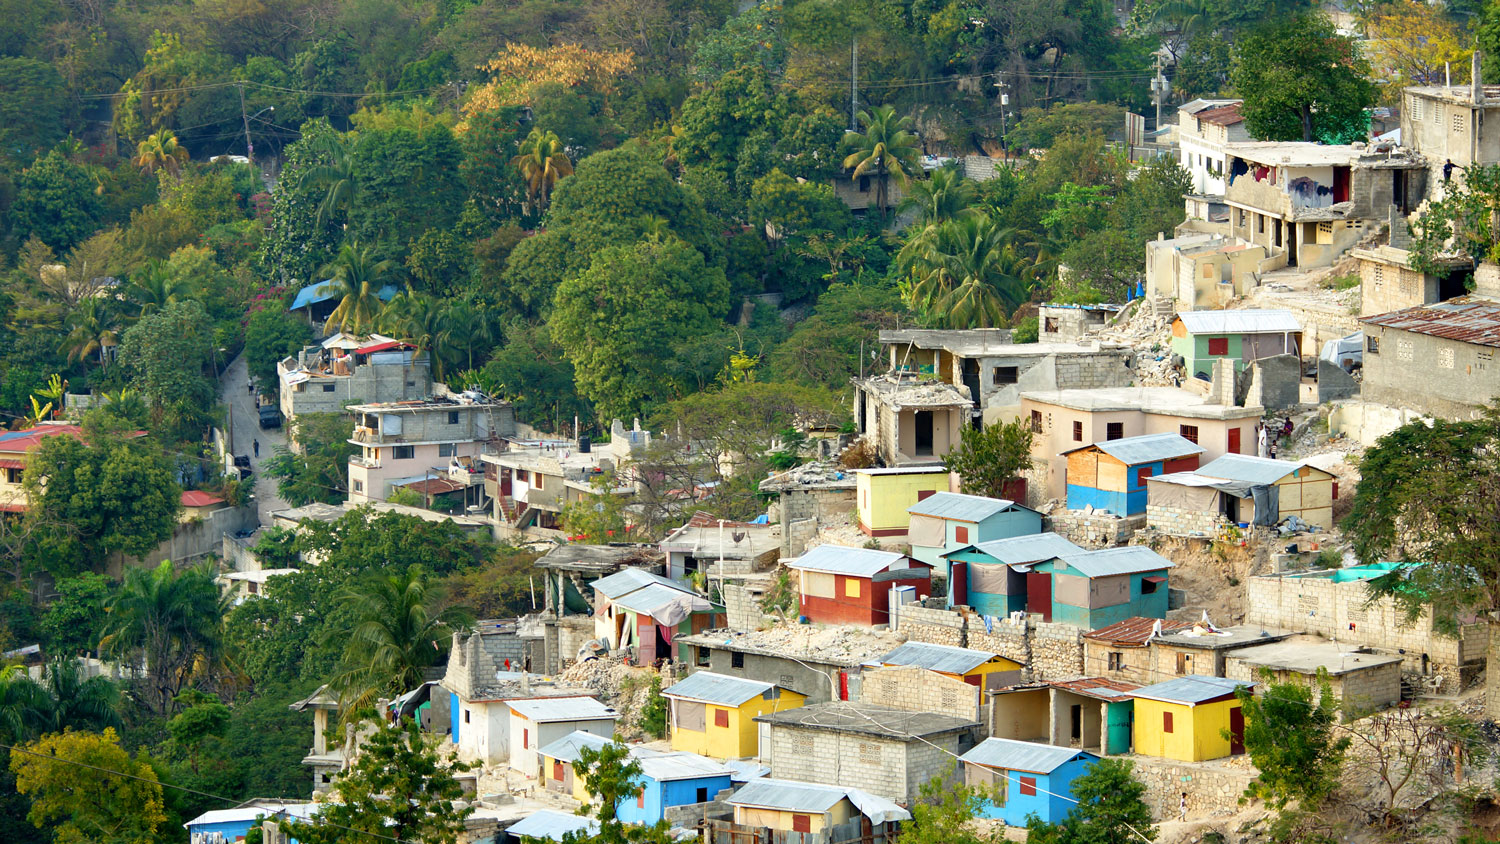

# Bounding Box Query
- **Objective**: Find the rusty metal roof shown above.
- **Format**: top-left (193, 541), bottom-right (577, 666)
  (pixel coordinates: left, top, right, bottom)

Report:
top-left (1196, 103), bottom-right (1243, 126)
top-left (1048, 677), bottom-right (1143, 699)
top-left (1084, 617), bottom-right (1195, 646)
top-left (1361, 297), bottom-right (1500, 348)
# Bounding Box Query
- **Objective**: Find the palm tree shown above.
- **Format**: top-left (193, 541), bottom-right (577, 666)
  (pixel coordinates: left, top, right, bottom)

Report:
top-left (98, 560), bottom-right (226, 717)
top-left (125, 261), bottom-right (196, 319)
top-left (37, 660), bottom-right (122, 734)
top-left (842, 105), bottom-right (922, 218)
top-left (320, 243), bottom-right (395, 335)
top-left (901, 165), bottom-right (978, 226)
top-left (510, 128), bottom-right (574, 216)
top-left (380, 292), bottom-right (449, 379)
top-left (60, 298), bottom-right (121, 369)
top-left (327, 566), bottom-right (472, 716)
top-left (134, 129), bottom-right (189, 179)
top-left (298, 134), bottom-right (357, 230)
top-left (898, 214), bottom-right (1038, 328)
top-left (439, 300), bottom-right (499, 374)
top-left (0, 666), bottom-right (52, 743)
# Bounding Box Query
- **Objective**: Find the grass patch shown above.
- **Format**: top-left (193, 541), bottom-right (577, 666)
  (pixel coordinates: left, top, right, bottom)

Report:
top-left (1320, 273), bottom-right (1360, 291)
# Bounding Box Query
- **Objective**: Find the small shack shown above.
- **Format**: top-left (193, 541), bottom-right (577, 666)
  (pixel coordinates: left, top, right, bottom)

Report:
top-left (1083, 617), bottom-right (1196, 684)
top-left (1196, 454), bottom-right (1338, 529)
top-left (662, 671), bottom-right (806, 760)
top-left (1170, 309), bottom-right (1303, 378)
top-left (960, 738), bottom-right (1100, 827)
top-left (785, 545), bottom-right (932, 626)
top-left (940, 532), bottom-right (1082, 615)
top-left (620, 750), bottom-right (736, 825)
top-left (1130, 675), bottom-right (1248, 762)
top-left (537, 730), bottom-right (609, 800)
top-left (1026, 546), bottom-right (1176, 628)
top-left (590, 568), bottom-right (723, 663)
top-left (503, 810), bottom-right (600, 843)
top-left (1062, 433), bottom-right (1205, 515)
top-left (905, 492), bottom-right (1042, 570)
top-left (854, 466), bottom-right (950, 537)
top-left (1224, 638), bottom-right (1402, 717)
top-left (724, 777), bottom-right (910, 838)
top-left (878, 641), bottom-right (1021, 688)
top-left (505, 696), bottom-right (619, 775)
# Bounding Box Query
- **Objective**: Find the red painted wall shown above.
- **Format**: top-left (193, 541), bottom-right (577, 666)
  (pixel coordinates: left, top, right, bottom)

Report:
top-left (798, 569), bottom-right (932, 625)
top-left (1163, 455), bottom-right (1202, 474)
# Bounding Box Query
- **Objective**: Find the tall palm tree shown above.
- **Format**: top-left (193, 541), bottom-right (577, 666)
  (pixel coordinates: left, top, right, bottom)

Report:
top-left (134, 129), bottom-right (189, 179)
top-left (98, 560), bottom-right (226, 717)
top-left (379, 292), bottom-right (449, 379)
top-left (328, 566), bottom-right (472, 717)
top-left (125, 261), bottom-right (196, 319)
top-left (842, 105), bottom-right (922, 218)
top-left (901, 166), bottom-right (978, 226)
top-left (298, 134), bottom-right (357, 231)
top-left (439, 300), bottom-right (499, 374)
top-left (898, 214), bottom-right (1038, 329)
top-left (510, 128), bottom-right (574, 216)
top-left (37, 660), bottom-right (122, 734)
top-left (320, 243), bottom-right (394, 335)
top-left (0, 666), bottom-right (52, 743)
top-left (60, 298), bottom-right (121, 368)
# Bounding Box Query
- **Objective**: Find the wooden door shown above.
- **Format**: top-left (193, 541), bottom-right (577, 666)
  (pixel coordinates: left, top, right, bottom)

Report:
top-left (1229, 706), bottom-right (1245, 754)
top-left (1227, 427), bottom-right (1241, 455)
top-left (951, 561), bottom-right (968, 607)
top-left (1025, 572), bottom-right (1052, 621)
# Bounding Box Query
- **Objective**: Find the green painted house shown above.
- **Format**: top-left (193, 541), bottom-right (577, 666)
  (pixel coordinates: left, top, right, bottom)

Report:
top-left (1170, 309), bottom-right (1302, 379)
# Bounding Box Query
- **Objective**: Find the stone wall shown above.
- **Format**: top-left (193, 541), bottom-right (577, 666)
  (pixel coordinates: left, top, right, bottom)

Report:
top-left (1129, 756), bottom-right (1256, 821)
top-left (861, 665), bottom-right (981, 721)
top-left (1045, 512), bottom-right (1147, 548)
top-left (898, 606), bottom-right (1084, 682)
top-left (1146, 504), bottom-right (1230, 537)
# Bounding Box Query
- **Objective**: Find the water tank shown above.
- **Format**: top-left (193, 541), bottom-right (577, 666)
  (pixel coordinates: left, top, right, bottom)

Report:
top-left (578, 436), bottom-right (591, 453)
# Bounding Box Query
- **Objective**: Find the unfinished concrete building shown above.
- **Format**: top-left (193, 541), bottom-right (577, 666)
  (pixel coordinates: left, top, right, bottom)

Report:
top-left (1352, 209), bottom-right (1470, 317)
top-left (1400, 55), bottom-right (1500, 198)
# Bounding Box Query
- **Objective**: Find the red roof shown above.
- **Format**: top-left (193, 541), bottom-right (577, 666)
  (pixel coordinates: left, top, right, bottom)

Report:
top-left (355, 340), bottom-right (409, 355)
top-left (181, 490), bottom-right (226, 508)
top-left (1083, 617), bottom-right (1195, 646)
top-left (0, 503), bottom-right (25, 513)
top-left (398, 477), bottom-right (465, 495)
top-left (0, 424), bottom-right (86, 455)
top-left (1049, 677), bottom-right (1143, 699)
top-left (1361, 296), bottom-right (1500, 348)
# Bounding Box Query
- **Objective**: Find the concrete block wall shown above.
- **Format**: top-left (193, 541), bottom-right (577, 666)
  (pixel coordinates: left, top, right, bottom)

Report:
top-left (1129, 756), bottom-right (1256, 821)
top-left (901, 606), bottom-right (1084, 682)
top-left (1045, 512), bottom-right (1147, 548)
top-left (861, 666), bottom-right (981, 721)
top-left (722, 583), bottom-right (770, 632)
top-left (897, 604), bottom-right (966, 647)
top-left (786, 517), bottom-right (819, 558)
top-left (1054, 352), bottom-right (1134, 391)
top-left (1225, 659), bottom-right (1400, 719)
top-left (768, 728), bottom-right (915, 803)
top-left (1146, 504), bottom-right (1229, 537)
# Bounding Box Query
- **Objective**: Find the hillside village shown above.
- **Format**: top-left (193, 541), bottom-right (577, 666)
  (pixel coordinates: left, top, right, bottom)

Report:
top-left (8, 2), bottom-right (1500, 844)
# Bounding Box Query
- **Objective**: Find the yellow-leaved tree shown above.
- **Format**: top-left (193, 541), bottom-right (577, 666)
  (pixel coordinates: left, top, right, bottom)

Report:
top-left (1364, 0), bottom-right (1470, 101)
top-left (458, 44), bottom-right (635, 131)
top-left (9, 728), bottom-right (167, 844)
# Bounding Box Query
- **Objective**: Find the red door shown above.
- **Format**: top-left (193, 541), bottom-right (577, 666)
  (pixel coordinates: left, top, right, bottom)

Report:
top-left (1227, 427), bottom-right (1241, 454)
top-left (951, 561), bottom-right (968, 607)
top-left (1229, 707), bottom-right (1245, 754)
top-left (1026, 572), bottom-right (1052, 621)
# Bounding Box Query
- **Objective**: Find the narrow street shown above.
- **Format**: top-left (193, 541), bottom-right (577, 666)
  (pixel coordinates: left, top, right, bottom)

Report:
top-left (218, 352), bottom-right (291, 525)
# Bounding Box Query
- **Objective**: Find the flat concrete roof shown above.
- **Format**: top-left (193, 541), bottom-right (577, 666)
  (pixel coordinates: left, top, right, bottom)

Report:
top-left (1226, 639), bottom-right (1404, 676)
top-left (1152, 625), bottom-right (1292, 650)
top-left (858, 374), bottom-right (972, 408)
top-left (1019, 387), bottom-right (1263, 419)
top-left (1226, 141), bottom-right (1421, 169)
top-left (879, 329), bottom-right (1117, 358)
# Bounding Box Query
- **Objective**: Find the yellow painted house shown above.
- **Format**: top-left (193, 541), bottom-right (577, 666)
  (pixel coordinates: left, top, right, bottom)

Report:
top-left (1131, 675), bottom-right (1249, 762)
top-left (855, 466), bottom-right (950, 537)
top-left (728, 778), bottom-right (910, 835)
top-left (662, 671), bottom-right (805, 760)
top-left (879, 641), bottom-right (1022, 687)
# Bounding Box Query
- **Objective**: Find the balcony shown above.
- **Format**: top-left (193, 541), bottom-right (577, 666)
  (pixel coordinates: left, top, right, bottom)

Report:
top-left (349, 455), bottom-right (381, 469)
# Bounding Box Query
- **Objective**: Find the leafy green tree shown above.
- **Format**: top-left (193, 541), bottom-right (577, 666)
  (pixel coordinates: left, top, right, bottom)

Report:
top-left (42, 572), bottom-right (112, 656)
top-left (116, 298), bottom-right (217, 440)
top-left (33, 659), bottom-right (122, 736)
top-left (0, 58), bottom-right (68, 159)
top-left (1025, 758), bottom-right (1156, 843)
top-left (60, 297), bottom-right (122, 369)
top-left (134, 129), bottom-right (190, 179)
top-left (438, 298), bottom-right (500, 374)
top-left (459, 108), bottom-right (528, 227)
top-left (767, 281), bottom-right (909, 389)
top-left (575, 740), bottom-right (646, 823)
top-left (405, 229), bottom-right (471, 298)
top-left (320, 243), bottom-right (395, 334)
top-left (244, 309), bottom-right (313, 396)
top-left (99, 560), bottom-right (226, 717)
top-left (164, 689), bottom-right (231, 776)
top-left (899, 215), bottom-right (1038, 328)
top-left (12, 149), bottom-right (103, 252)
top-left (944, 419), bottom-right (1035, 500)
top-left (1232, 669), bottom-right (1349, 809)
top-left (900, 778), bottom-right (995, 844)
top-left (1006, 103), bottom-right (1126, 152)
top-left (9, 728), bottom-right (167, 844)
top-left (842, 105), bottom-right (920, 217)
top-left (749, 169), bottom-right (852, 246)
top-left (348, 125), bottom-right (466, 257)
top-left (550, 236), bottom-right (729, 422)
top-left (1232, 13), bottom-right (1376, 142)
top-left (258, 119), bottom-right (346, 285)
top-left (479, 321), bottom-right (593, 430)
top-left (1409, 163), bottom-right (1500, 273)
top-left (902, 166), bottom-right (979, 227)
top-left (287, 720), bottom-right (472, 844)
top-left (264, 412), bottom-right (357, 506)
top-left (0, 666), bottom-right (52, 744)
top-left (124, 260), bottom-right (197, 319)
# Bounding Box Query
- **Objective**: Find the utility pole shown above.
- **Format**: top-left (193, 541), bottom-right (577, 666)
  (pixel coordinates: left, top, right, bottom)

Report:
top-left (995, 75), bottom-right (1010, 161)
top-left (850, 36), bottom-right (859, 130)
top-left (1151, 53), bottom-right (1167, 132)
top-left (238, 83), bottom-right (254, 167)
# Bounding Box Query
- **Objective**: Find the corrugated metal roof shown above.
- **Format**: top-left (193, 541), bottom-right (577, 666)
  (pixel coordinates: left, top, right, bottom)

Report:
top-left (1048, 677), bottom-right (1143, 699)
top-left (787, 545), bottom-right (907, 577)
top-left (635, 749), bottom-right (736, 782)
top-left (1131, 675), bottom-right (1247, 705)
top-left (906, 492), bottom-right (1029, 521)
top-left (609, 582), bottom-right (717, 618)
top-left (1176, 309), bottom-right (1301, 335)
top-left (1062, 432), bottom-right (1205, 465)
top-left (1362, 296), bottom-right (1500, 348)
top-left (187, 803), bottom-right (318, 828)
top-left (960, 738), bottom-right (1096, 774)
top-left (662, 671), bottom-right (775, 705)
top-left (504, 810), bottom-right (600, 841)
top-left (963, 532), bottom-right (1082, 566)
top-left (880, 641), bottom-right (996, 674)
top-left (1196, 102), bottom-right (1243, 126)
top-left (1052, 546), bottom-right (1174, 578)
top-left (1197, 454), bottom-right (1320, 486)
top-left (591, 567), bottom-right (691, 599)
top-left (536, 730), bottom-right (612, 763)
top-left (507, 696), bottom-right (618, 723)
top-left (1084, 617), bottom-right (1195, 645)
top-left (729, 778), bottom-right (846, 813)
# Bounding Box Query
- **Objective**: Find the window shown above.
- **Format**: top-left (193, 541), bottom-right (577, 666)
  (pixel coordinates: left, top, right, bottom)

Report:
top-left (1227, 427), bottom-right (1241, 454)
top-left (697, 646), bottom-right (711, 667)
top-left (1411, 96), bottom-right (1423, 121)
top-left (731, 651), bottom-right (745, 669)
top-left (955, 525), bottom-right (969, 544)
top-left (1030, 410), bottom-right (1043, 433)
top-left (637, 789), bottom-right (645, 809)
top-left (1044, 317), bottom-right (1058, 333)
top-left (1142, 577), bottom-right (1161, 594)
top-left (917, 489), bottom-right (936, 501)
top-left (523, 728), bottom-right (529, 748)
top-left (1207, 337), bottom-right (1229, 356)
top-left (1367, 336), bottom-right (1379, 354)
top-left (1332, 481), bottom-right (1339, 500)
top-left (464, 710), bottom-right (471, 724)
top-left (993, 366), bottom-right (1019, 385)
top-left (1179, 425), bottom-right (1199, 444)
top-left (248, 582), bottom-right (258, 595)
top-left (1135, 466), bottom-right (1153, 488)
top-left (1020, 777), bottom-right (1036, 796)
top-left (1163, 711), bottom-right (1174, 733)
top-left (438, 443), bottom-right (457, 457)
top-left (858, 742), bottom-right (882, 765)
top-left (353, 480), bottom-right (364, 493)
top-left (1176, 653), bottom-right (1191, 674)
top-left (845, 579), bottom-right (862, 598)
top-left (1257, 215), bottom-right (1265, 234)
top-left (1454, 112), bottom-right (1467, 134)
top-left (792, 814), bottom-right (811, 833)
top-left (696, 787), bottom-right (709, 803)
top-left (448, 411), bottom-right (459, 424)
top-left (322, 383), bottom-right (336, 392)
top-left (554, 761), bottom-right (565, 781)
top-left (713, 709), bottom-right (729, 728)
top-left (1072, 421), bottom-right (1083, 442)
top-left (1106, 422), bottom-right (1123, 441)
top-left (393, 445), bottom-right (415, 460)
top-left (1108, 652), bottom-right (1123, 671)
top-left (858, 175), bottom-right (871, 192)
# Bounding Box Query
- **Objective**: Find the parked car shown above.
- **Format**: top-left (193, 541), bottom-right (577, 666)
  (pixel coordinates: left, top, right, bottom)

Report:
top-left (258, 406), bottom-right (282, 429)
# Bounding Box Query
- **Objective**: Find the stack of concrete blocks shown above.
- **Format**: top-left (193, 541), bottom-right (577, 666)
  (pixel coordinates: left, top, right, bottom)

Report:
top-left (1245, 573), bottom-right (1488, 693)
top-left (1045, 512), bottom-right (1147, 548)
top-left (1144, 504), bottom-right (1230, 537)
top-left (897, 605), bottom-right (1085, 682)
top-left (1052, 350), bottom-right (1136, 390)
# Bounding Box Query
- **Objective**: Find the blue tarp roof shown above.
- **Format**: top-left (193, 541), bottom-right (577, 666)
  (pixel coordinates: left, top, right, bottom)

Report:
top-left (288, 279), bottom-right (400, 311)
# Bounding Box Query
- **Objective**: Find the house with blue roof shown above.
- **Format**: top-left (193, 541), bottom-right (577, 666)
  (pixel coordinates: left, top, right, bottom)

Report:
top-left (905, 492), bottom-right (1042, 571)
top-left (287, 278), bottom-right (400, 329)
top-left (1062, 433), bottom-right (1205, 515)
top-left (959, 738), bottom-right (1099, 826)
top-left (939, 533), bottom-right (1081, 616)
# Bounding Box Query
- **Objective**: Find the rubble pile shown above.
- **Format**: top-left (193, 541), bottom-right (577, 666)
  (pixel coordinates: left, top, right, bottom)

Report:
top-left (702, 623), bottom-right (905, 663)
top-left (1094, 300), bottom-right (1179, 386)
top-left (558, 657), bottom-right (663, 738)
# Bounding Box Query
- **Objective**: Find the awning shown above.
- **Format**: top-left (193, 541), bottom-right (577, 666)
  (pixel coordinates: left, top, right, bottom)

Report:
top-left (355, 340), bottom-right (406, 355)
top-left (281, 370), bottom-right (311, 386)
top-left (1143, 576), bottom-right (1168, 584)
top-left (0, 459), bottom-right (24, 470)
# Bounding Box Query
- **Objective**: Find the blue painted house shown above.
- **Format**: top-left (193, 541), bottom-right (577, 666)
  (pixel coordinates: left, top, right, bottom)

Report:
top-left (1062, 433), bottom-right (1204, 515)
top-left (186, 803), bottom-right (318, 844)
top-left (959, 738), bottom-right (1099, 826)
top-left (940, 532), bottom-right (1083, 615)
top-left (616, 749), bottom-right (736, 825)
top-left (906, 492), bottom-right (1043, 574)
top-left (1028, 547), bottom-right (1175, 628)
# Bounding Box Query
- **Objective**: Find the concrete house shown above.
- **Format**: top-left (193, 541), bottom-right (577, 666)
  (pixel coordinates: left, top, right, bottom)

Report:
top-left (905, 492), bottom-right (1042, 569)
top-left (878, 641), bottom-right (1022, 688)
top-left (187, 802), bottom-right (318, 844)
top-left (506, 696), bottom-right (620, 776)
top-left (960, 739), bottom-right (1100, 827)
top-left (660, 513), bottom-right (780, 580)
top-left (1352, 210), bottom-right (1469, 317)
top-left (662, 671), bottom-right (806, 760)
top-left (1179, 100), bottom-right (1252, 218)
top-left (940, 532), bottom-right (1083, 615)
top-left (855, 466), bottom-right (950, 537)
top-left (1021, 386), bottom-right (1262, 501)
top-left (1360, 287), bottom-right (1500, 421)
top-left (786, 545), bottom-right (932, 626)
top-left (1224, 638), bottom-right (1402, 717)
top-left (288, 686), bottom-right (343, 790)
top-left (1144, 234), bottom-right (1268, 311)
top-left (1399, 63), bottom-right (1500, 195)
top-left (1130, 675), bottom-right (1248, 762)
top-left (590, 568), bottom-right (723, 663)
top-left (1025, 547), bottom-right (1175, 628)
top-left (346, 392), bottom-right (514, 506)
top-left (1082, 617), bottom-right (1196, 685)
top-left (277, 335), bottom-right (430, 419)
top-left (1061, 433), bottom-right (1205, 515)
top-left (726, 778), bottom-right (910, 837)
top-left (673, 626), bottom-right (900, 704)
top-left (852, 373), bottom-right (971, 467)
top-left (1170, 310), bottom-right (1303, 378)
top-left (987, 677), bottom-right (1140, 757)
top-left (1038, 302), bottom-right (1123, 342)
top-left (482, 420), bottom-right (652, 537)
top-left (756, 702), bottom-right (979, 804)
top-left (1224, 141), bottom-right (1425, 268)
top-left (1085, 617), bottom-right (1293, 684)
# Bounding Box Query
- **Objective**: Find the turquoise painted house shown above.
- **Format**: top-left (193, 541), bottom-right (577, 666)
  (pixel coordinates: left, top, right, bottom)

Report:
top-left (1169, 309), bottom-right (1302, 378)
top-left (1062, 433), bottom-right (1204, 516)
top-left (907, 492), bottom-right (1042, 577)
top-left (941, 532), bottom-right (1082, 615)
top-left (942, 539), bottom-right (1173, 626)
top-left (960, 738), bottom-right (1099, 827)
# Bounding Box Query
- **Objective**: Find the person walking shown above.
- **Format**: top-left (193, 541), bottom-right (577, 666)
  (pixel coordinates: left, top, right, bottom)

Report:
top-left (253, 439), bottom-right (260, 458)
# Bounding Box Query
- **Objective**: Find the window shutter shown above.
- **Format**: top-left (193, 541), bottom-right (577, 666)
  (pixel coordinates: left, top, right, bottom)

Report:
top-left (1020, 776), bottom-right (1036, 796)
top-left (714, 708), bottom-right (729, 728)
top-left (792, 815), bottom-right (811, 833)
top-left (1163, 711), bottom-right (1174, 733)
